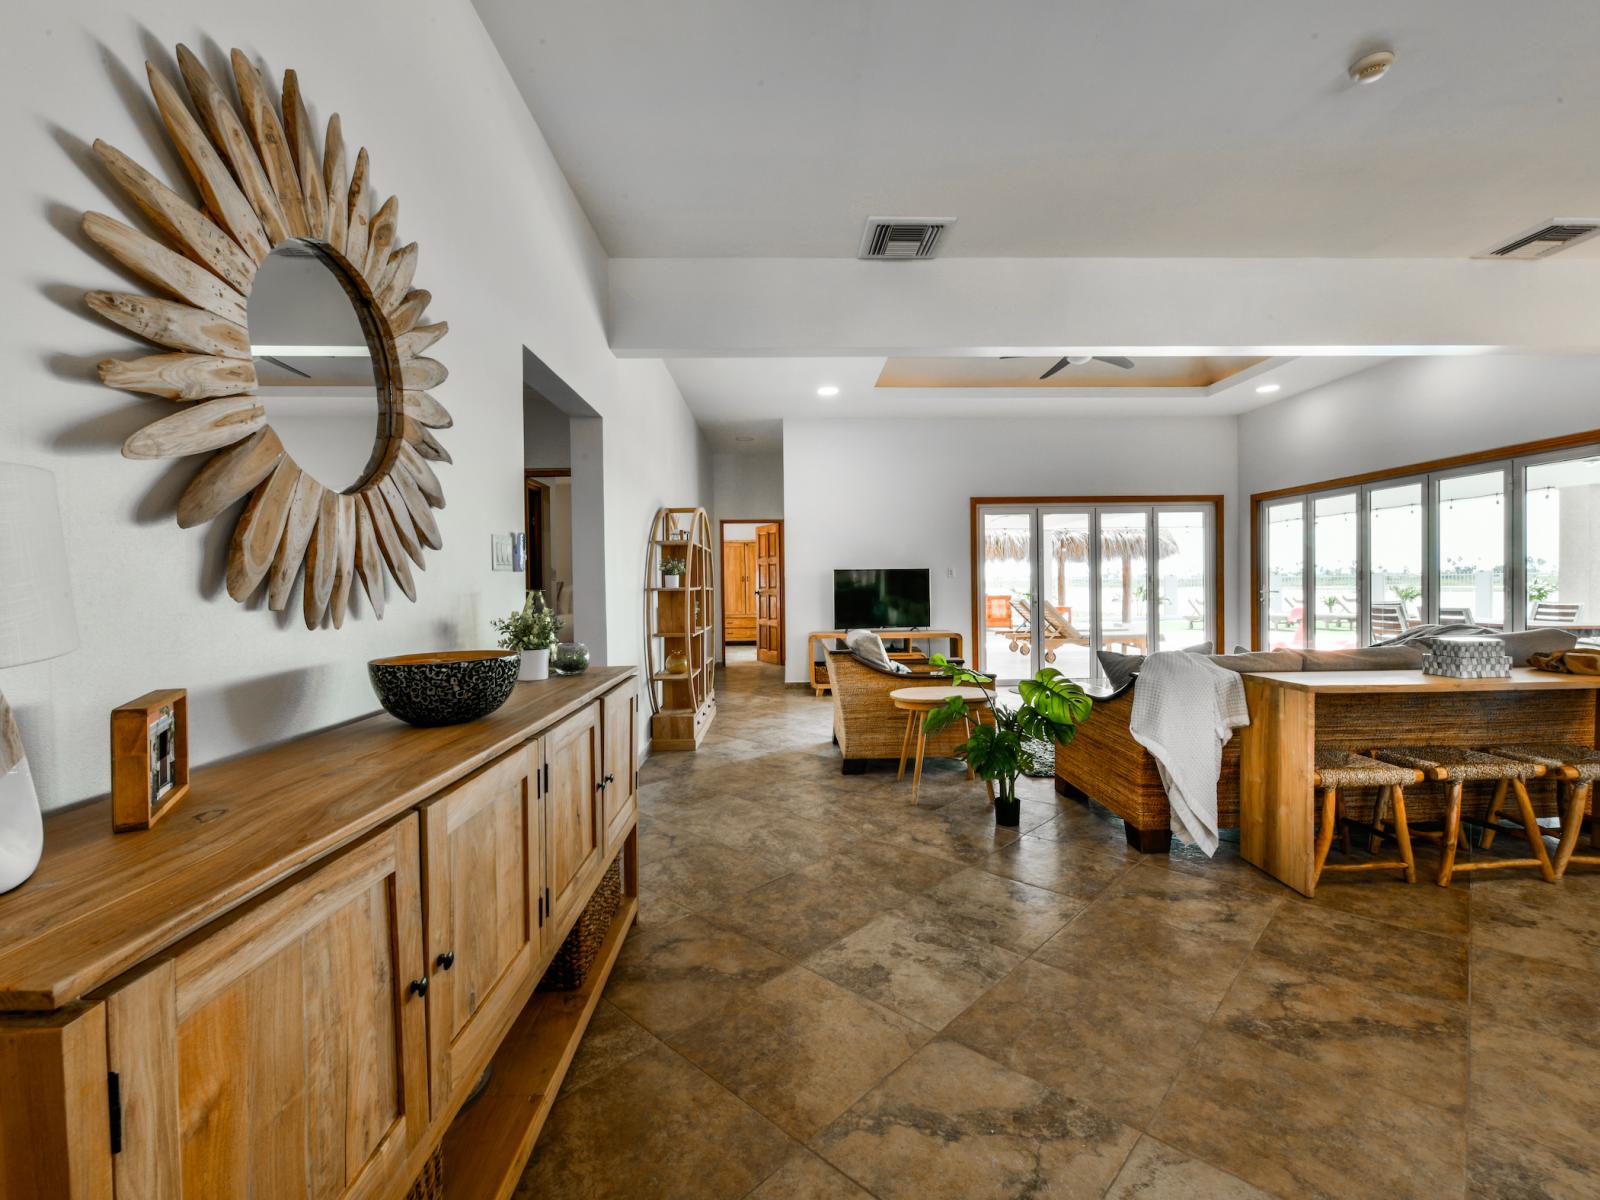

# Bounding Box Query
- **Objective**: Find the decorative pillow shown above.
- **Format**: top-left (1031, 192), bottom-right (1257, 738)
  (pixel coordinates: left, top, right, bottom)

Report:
top-left (1096, 649), bottom-right (1144, 696)
top-left (1301, 645), bottom-right (1425, 671)
top-left (1095, 641), bottom-right (1213, 698)
top-left (845, 628), bottom-right (909, 674)
top-left (1210, 649), bottom-right (1304, 673)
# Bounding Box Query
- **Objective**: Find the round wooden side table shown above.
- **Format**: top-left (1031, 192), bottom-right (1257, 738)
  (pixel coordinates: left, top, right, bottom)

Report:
top-left (890, 686), bottom-right (994, 805)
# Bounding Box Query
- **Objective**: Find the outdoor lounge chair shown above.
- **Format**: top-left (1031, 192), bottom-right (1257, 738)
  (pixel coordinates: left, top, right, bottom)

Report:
top-left (1370, 601), bottom-right (1410, 641)
top-left (1531, 601), bottom-right (1581, 626)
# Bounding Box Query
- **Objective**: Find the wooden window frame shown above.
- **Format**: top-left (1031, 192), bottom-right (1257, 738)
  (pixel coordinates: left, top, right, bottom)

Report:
top-left (968, 495), bottom-right (1226, 676)
top-left (1249, 427), bottom-right (1600, 648)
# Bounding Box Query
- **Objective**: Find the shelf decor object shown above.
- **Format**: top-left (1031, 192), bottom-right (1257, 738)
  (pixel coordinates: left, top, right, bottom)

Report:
top-left (644, 507), bottom-right (716, 750)
top-left (79, 43), bottom-right (451, 628)
top-left (0, 464), bottom-right (80, 892)
top-left (110, 689), bottom-right (190, 831)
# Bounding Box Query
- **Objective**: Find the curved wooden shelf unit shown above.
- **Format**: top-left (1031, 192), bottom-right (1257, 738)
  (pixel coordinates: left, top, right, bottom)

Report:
top-left (644, 506), bottom-right (716, 751)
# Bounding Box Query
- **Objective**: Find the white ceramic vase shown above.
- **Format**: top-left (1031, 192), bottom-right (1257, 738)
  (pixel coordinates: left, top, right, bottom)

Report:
top-left (662, 575), bottom-right (681, 589)
top-left (0, 700), bottom-right (43, 894)
top-left (519, 648), bottom-right (550, 681)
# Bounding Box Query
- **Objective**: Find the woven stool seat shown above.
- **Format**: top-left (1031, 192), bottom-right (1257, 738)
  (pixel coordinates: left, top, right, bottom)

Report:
top-left (1373, 746), bottom-right (1544, 782)
top-left (1478, 744), bottom-right (1600, 878)
top-left (1483, 744), bottom-right (1600, 782)
top-left (1372, 747), bottom-right (1555, 886)
top-left (1313, 750), bottom-right (1421, 790)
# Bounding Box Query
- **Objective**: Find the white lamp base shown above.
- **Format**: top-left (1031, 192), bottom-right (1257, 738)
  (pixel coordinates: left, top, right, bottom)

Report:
top-left (0, 692), bottom-right (44, 894)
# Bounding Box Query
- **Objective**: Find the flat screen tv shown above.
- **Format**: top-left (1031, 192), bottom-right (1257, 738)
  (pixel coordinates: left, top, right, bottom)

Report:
top-left (833, 568), bottom-right (931, 629)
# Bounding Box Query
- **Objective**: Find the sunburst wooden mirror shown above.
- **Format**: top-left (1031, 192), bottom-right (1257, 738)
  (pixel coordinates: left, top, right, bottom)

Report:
top-left (81, 44), bottom-right (451, 628)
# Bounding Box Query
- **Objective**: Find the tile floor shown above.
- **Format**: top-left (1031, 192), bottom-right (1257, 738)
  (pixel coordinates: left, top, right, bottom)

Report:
top-left (517, 660), bottom-right (1600, 1199)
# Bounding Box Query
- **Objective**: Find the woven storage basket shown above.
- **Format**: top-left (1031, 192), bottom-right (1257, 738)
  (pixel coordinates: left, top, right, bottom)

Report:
top-left (539, 858), bottom-right (622, 991)
top-left (405, 1145), bottom-right (443, 1200)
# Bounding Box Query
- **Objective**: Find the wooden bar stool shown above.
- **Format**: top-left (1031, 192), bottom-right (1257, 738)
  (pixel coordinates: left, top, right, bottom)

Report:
top-left (1480, 744), bottom-right (1600, 878)
top-left (1371, 747), bottom-right (1552, 886)
top-left (1311, 750), bottom-right (1423, 893)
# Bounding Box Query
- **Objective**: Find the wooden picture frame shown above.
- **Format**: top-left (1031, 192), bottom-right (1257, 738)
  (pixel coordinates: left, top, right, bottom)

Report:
top-left (80, 44), bottom-right (451, 628)
top-left (111, 689), bottom-right (190, 831)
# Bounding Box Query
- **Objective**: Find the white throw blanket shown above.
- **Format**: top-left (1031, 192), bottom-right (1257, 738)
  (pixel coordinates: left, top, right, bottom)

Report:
top-left (1128, 651), bottom-right (1249, 856)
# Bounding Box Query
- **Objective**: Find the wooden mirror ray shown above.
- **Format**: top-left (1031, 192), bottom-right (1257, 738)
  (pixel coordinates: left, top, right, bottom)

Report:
top-left (81, 44), bottom-right (451, 629)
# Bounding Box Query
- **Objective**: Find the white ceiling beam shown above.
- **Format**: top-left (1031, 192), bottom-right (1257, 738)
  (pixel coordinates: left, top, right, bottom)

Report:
top-left (608, 257), bottom-right (1600, 357)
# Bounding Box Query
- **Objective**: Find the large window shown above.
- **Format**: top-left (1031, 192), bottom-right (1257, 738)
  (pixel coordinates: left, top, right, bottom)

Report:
top-left (1256, 438), bottom-right (1600, 646)
top-left (975, 498), bottom-right (1220, 684)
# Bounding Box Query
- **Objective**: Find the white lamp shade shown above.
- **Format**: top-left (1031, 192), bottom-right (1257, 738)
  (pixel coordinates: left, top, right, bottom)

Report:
top-left (0, 463), bottom-right (79, 670)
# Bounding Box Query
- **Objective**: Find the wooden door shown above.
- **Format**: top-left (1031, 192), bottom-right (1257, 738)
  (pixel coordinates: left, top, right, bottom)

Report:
top-left (544, 704), bottom-right (602, 935)
top-left (419, 743), bottom-right (541, 1115)
top-left (755, 522), bottom-right (783, 665)
top-left (601, 687), bottom-right (637, 855)
top-left (721, 540), bottom-right (756, 643)
top-left (105, 818), bottom-right (429, 1199)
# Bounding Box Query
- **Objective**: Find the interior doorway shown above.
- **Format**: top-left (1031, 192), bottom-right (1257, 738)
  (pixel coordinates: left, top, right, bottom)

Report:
top-left (525, 468), bottom-right (573, 620)
top-left (719, 518), bottom-right (784, 665)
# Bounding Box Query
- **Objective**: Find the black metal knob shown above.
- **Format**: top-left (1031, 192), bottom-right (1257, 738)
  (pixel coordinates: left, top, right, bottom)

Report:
top-left (603, 773), bottom-right (616, 786)
top-left (408, 976), bottom-right (429, 998)
top-left (435, 950), bottom-right (456, 971)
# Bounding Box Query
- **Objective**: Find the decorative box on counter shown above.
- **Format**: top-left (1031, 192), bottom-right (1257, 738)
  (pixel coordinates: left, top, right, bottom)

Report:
top-left (1422, 635), bottom-right (1512, 679)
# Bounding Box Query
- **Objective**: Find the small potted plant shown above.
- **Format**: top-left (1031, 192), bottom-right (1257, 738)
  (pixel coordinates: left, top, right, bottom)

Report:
top-left (921, 656), bottom-right (1093, 827)
top-left (660, 558), bottom-right (687, 589)
top-left (492, 590), bottom-right (561, 681)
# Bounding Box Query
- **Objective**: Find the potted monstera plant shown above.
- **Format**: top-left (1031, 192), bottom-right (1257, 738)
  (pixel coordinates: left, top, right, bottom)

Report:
top-left (922, 655), bottom-right (1093, 827)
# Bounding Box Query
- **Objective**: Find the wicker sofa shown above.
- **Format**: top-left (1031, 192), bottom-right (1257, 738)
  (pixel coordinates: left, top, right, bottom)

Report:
top-left (824, 649), bottom-right (970, 773)
top-left (1056, 634), bottom-right (1583, 852)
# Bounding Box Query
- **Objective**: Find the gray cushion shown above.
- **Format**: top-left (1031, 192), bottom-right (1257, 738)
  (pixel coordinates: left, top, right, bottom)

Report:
top-left (1497, 628), bottom-right (1578, 667)
top-left (1210, 649), bottom-right (1304, 673)
top-left (845, 629), bottom-right (909, 674)
top-left (1301, 645), bottom-right (1426, 671)
top-left (1095, 641), bottom-right (1214, 698)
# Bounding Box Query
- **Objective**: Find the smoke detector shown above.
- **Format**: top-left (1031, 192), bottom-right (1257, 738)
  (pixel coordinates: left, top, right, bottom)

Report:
top-left (1348, 50), bottom-right (1394, 84)
top-left (1478, 220), bottom-right (1600, 260)
top-left (857, 218), bottom-right (954, 260)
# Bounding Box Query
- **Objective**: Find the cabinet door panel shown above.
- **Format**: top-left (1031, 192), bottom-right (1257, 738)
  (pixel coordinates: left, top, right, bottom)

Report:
top-left (546, 705), bottom-right (601, 934)
top-left (419, 745), bottom-right (539, 1113)
top-left (110, 818), bottom-right (428, 1200)
top-left (602, 688), bottom-right (637, 855)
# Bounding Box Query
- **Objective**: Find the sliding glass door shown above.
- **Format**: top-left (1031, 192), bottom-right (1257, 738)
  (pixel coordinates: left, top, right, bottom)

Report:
top-left (977, 502), bottom-right (1217, 684)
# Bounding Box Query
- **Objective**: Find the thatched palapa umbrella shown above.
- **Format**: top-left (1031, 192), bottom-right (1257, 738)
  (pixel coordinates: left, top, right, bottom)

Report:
top-left (983, 525), bottom-right (1179, 623)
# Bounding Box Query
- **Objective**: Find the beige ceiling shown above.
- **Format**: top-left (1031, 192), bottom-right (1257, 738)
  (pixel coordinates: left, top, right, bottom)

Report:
top-left (475, 0), bottom-right (1600, 259)
top-left (877, 356), bottom-right (1267, 389)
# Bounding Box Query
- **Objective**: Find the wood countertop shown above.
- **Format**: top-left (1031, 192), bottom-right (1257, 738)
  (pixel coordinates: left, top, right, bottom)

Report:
top-left (0, 667), bottom-right (637, 1012)
top-left (1244, 667), bottom-right (1600, 694)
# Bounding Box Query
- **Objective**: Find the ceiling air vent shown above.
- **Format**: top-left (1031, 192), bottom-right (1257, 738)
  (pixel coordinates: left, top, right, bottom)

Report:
top-left (1478, 220), bottom-right (1600, 260)
top-left (857, 217), bottom-right (954, 260)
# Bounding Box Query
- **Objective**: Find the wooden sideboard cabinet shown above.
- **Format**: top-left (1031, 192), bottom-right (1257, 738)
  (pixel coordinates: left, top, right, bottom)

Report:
top-left (0, 668), bottom-right (640, 1200)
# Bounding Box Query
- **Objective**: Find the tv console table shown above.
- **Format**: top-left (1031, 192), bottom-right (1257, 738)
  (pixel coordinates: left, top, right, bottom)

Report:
top-left (807, 628), bottom-right (966, 695)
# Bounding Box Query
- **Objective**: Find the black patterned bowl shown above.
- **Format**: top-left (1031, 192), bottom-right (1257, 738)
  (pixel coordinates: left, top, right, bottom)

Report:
top-left (368, 650), bottom-right (520, 727)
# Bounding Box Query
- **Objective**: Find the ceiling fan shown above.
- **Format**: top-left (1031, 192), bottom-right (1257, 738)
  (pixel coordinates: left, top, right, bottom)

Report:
top-left (1002, 354), bottom-right (1135, 380)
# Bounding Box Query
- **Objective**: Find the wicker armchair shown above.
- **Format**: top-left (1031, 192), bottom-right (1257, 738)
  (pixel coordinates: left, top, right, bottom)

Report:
top-left (824, 649), bottom-right (970, 774)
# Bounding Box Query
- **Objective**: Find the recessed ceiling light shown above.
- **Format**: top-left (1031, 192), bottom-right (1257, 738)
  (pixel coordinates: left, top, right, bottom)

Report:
top-left (1255, 383), bottom-right (1281, 395)
top-left (816, 385), bottom-right (840, 398)
top-left (1348, 49), bottom-right (1394, 84)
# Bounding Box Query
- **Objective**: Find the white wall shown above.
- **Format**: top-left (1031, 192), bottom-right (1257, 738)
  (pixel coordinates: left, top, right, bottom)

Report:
top-left (1236, 354), bottom-right (1600, 644)
top-left (2, 1), bottom-right (704, 808)
top-left (781, 416), bottom-right (1240, 682)
top-left (523, 387), bottom-right (573, 469)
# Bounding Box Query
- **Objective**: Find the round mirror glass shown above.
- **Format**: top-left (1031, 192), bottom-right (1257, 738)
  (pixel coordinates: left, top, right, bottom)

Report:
top-left (247, 243), bottom-right (385, 493)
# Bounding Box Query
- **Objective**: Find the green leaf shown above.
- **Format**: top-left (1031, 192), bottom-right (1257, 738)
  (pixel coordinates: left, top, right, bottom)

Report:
top-left (1017, 670), bottom-right (1093, 733)
top-left (921, 695), bottom-right (968, 737)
